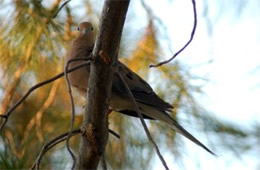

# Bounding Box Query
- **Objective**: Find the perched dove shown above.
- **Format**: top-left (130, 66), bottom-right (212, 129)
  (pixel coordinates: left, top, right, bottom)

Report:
top-left (66, 22), bottom-right (214, 155)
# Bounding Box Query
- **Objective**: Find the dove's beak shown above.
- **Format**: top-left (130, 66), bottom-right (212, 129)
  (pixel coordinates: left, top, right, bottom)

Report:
top-left (83, 28), bottom-right (89, 35)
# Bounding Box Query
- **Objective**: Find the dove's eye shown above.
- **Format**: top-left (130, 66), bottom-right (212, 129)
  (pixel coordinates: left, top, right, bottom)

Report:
top-left (77, 27), bottom-right (80, 31)
top-left (91, 26), bottom-right (94, 31)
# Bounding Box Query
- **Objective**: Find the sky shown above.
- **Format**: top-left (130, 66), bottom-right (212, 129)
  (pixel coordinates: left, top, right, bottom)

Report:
top-left (145, 0), bottom-right (260, 169)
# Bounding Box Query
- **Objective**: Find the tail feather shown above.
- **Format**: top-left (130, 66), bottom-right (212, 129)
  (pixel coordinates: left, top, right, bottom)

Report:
top-left (169, 118), bottom-right (216, 155)
top-left (140, 105), bottom-right (215, 155)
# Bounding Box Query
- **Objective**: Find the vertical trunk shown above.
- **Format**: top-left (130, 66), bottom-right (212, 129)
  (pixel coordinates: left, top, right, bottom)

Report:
top-left (76, 0), bottom-right (130, 169)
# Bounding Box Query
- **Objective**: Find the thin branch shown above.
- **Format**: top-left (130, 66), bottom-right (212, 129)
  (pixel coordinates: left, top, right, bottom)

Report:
top-left (150, 0), bottom-right (197, 68)
top-left (117, 71), bottom-right (169, 170)
top-left (76, 0), bottom-right (130, 169)
top-left (64, 57), bottom-right (88, 169)
top-left (31, 129), bottom-right (81, 170)
top-left (52, 0), bottom-right (71, 18)
top-left (0, 59), bottom-right (91, 132)
top-left (0, 115), bottom-right (7, 118)
top-left (108, 129), bottom-right (120, 139)
top-left (30, 128), bottom-right (119, 170)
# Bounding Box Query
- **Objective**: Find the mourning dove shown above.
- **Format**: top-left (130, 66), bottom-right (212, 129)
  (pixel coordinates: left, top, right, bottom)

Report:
top-left (66, 22), bottom-right (214, 155)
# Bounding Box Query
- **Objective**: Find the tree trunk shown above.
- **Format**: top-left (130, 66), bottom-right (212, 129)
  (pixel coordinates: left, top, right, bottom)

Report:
top-left (76, 0), bottom-right (130, 169)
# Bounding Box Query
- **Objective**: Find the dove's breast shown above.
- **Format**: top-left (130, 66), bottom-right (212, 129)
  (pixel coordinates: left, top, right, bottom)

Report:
top-left (66, 43), bottom-right (91, 94)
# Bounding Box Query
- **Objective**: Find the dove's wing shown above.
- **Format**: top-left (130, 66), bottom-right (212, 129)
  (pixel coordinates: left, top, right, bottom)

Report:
top-left (111, 62), bottom-right (215, 155)
top-left (113, 62), bottom-right (173, 112)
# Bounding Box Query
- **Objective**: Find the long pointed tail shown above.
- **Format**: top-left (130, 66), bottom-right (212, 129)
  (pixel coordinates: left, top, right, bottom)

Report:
top-left (140, 105), bottom-right (216, 155)
top-left (169, 117), bottom-right (216, 155)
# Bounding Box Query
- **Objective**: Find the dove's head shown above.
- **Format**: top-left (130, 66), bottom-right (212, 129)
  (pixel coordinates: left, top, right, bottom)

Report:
top-left (77, 22), bottom-right (94, 40)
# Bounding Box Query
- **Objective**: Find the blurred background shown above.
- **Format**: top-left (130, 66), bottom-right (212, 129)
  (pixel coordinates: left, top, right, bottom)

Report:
top-left (0, 0), bottom-right (259, 169)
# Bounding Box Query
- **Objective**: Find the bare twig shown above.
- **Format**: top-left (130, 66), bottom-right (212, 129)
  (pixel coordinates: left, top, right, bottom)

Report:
top-left (52, 0), bottom-right (71, 18)
top-left (0, 115), bottom-right (7, 118)
top-left (108, 129), bottom-right (120, 139)
top-left (117, 71), bottom-right (169, 170)
top-left (30, 128), bottom-right (119, 170)
top-left (150, 0), bottom-right (197, 68)
top-left (0, 60), bottom-right (91, 132)
top-left (64, 57), bottom-right (92, 169)
top-left (31, 129), bottom-right (81, 170)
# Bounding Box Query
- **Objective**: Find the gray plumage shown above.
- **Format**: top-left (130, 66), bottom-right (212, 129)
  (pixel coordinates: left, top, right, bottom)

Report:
top-left (66, 22), bottom-right (215, 155)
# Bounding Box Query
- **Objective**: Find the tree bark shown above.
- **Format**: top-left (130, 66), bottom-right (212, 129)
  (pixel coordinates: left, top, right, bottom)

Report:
top-left (76, 0), bottom-right (130, 169)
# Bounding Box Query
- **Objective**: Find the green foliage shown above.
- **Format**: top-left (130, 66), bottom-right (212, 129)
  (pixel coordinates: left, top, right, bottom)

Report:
top-left (0, 146), bottom-right (25, 169)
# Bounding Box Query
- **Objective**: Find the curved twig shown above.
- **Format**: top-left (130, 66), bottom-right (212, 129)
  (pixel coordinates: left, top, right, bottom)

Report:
top-left (30, 128), bottom-right (119, 170)
top-left (52, 0), bottom-right (71, 18)
top-left (31, 129), bottom-right (81, 170)
top-left (150, 0), bottom-right (197, 68)
top-left (117, 71), bottom-right (169, 170)
top-left (64, 57), bottom-right (91, 169)
top-left (0, 61), bottom-right (90, 132)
